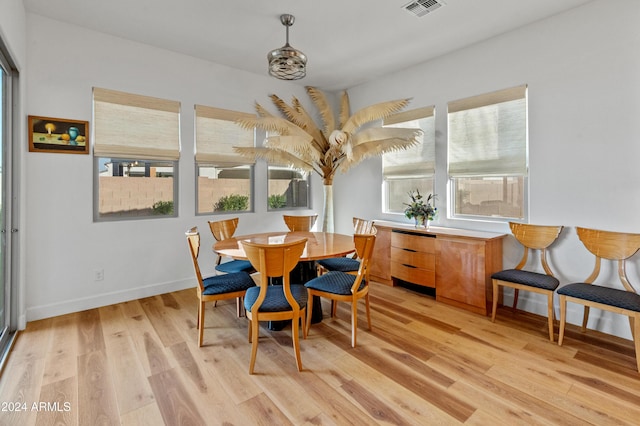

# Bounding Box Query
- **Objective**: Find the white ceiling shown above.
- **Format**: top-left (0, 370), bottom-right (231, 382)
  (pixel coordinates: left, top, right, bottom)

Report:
top-left (24, 0), bottom-right (595, 91)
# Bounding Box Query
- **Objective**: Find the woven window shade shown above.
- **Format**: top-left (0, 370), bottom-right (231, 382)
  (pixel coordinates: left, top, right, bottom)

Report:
top-left (195, 105), bottom-right (255, 164)
top-left (93, 88), bottom-right (181, 160)
top-left (382, 106), bottom-right (435, 178)
top-left (448, 85), bottom-right (527, 177)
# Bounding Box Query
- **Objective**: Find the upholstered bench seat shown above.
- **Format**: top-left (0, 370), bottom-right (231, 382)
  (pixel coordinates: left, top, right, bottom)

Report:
top-left (558, 283), bottom-right (640, 312)
top-left (244, 284), bottom-right (308, 312)
top-left (316, 257), bottom-right (360, 273)
top-left (202, 271), bottom-right (255, 295)
top-left (492, 269), bottom-right (560, 291)
top-left (215, 259), bottom-right (255, 274)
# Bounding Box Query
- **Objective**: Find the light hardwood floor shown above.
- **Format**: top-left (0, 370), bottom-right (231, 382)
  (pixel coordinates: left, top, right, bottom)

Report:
top-left (0, 281), bottom-right (639, 425)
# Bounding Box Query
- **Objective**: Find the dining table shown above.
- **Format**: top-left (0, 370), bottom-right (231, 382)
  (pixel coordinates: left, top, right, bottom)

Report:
top-left (213, 231), bottom-right (356, 327)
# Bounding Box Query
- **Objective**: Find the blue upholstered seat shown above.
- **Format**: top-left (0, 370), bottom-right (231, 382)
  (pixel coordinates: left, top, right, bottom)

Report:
top-left (316, 257), bottom-right (360, 273)
top-left (492, 269), bottom-right (560, 291)
top-left (244, 284), bottom-right (308, 312)
top-left (305, 271), bottom-right (366, 295)
top-left (215, 259), bottom-right (255, 274)
top-left (202, 271), bottom-right (255, 295)
top-left (558, 283), bottom-right (640, 312)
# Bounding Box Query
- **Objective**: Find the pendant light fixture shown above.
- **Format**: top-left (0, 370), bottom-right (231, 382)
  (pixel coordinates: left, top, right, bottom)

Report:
top-left (267, 14), bottom-right (307, 80)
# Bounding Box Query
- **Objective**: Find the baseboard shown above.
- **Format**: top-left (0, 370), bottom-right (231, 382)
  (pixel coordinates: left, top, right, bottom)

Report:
top-left (26, 279), bottom-right (194, 322)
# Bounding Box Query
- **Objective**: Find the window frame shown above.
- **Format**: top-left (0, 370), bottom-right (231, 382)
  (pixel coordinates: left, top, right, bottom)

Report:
top-left (266, 164), bottom-right (310, 211)
top-left (381, 106), bottom-right (436, 215)
top-left (194, 105), bottom-right (256, 216)
top-left (94, 156), bottom-right (179, 221)
top-left (92, 88), bottom-right (181, 221)
top-left (447, 85), bottom-right (528, 223)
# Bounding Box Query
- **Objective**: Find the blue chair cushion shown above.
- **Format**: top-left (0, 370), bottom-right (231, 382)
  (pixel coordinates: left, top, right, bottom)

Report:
top-left (305, 271), bottom-right (366, 295)
top-left (557, 283), bottom-right (640, 312)
top-left (244, 284), bottom-right (308, 312)
top-left (215, 259), bottom-right (255, 274)
top-left (202, 271), bottom-right (255, 295)
top-left (491, 269), bottom-right (560, 291)
top-left (317, 257), bottom-right (360, 272)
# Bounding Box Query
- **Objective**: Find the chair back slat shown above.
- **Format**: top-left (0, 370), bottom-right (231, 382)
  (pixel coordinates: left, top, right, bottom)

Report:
top-left (352, 233), bottom-right (376, 292)
top-left (577, 227), bottom-right (640, 261)
top-left (242, 239), bottom-right (307, 279)
top-left (509, 222), bottom-right (563, 275)
top-left (353, 217), bottom-right (375, 234)
top-left (185, 227), bottom-right (205, 292)
top-left (209, 217), bottom-right (239, 242)
top-left (283, 214), bottom-right (318, 232)
top-left (577, 227), bottom-right (640, 293)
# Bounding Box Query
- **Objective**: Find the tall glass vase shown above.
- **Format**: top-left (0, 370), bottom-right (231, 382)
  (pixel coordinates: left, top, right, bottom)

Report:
top-left (322, 184), bottom-right (334, 232)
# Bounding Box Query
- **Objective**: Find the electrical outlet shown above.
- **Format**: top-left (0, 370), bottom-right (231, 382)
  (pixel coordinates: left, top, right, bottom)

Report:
top-left (94, 269), bottom-right (104, 281)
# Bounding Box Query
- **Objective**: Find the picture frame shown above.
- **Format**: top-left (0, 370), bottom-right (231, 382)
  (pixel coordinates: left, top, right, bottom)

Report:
top-left (28, 115), bottom-right (90, 154)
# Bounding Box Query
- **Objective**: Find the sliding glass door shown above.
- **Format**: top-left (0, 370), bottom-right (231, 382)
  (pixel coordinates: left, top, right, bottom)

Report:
top-left (0, 41), bottom-right (16, 365)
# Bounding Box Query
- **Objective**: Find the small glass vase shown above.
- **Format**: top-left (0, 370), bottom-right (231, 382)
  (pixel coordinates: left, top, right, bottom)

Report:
top-left (414, 216), bottom-right (426, 228)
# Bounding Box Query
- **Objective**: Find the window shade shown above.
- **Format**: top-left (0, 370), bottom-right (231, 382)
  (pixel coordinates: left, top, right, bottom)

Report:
top-left (448, 85), bottom-right (527, 177)
top-left (93, 88), bottom-right (181, 160)
top-left (195, 105), bottom-right (255, 164)
top-left (382, 106), bottom-right (435, 178)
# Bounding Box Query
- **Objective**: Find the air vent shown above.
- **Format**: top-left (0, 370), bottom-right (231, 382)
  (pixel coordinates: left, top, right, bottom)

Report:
top-left (403, 0), bottom-right (445, 17)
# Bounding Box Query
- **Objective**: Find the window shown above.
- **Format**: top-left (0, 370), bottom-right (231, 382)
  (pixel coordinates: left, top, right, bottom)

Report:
top-left (382, 106), bottom-right (436, 214)
top-left (267, 165), bottom-right (309, 210)
top-left (93, 88), bottom-right (180, 220)
top-left (195, 105), bottom-right (255, 214)
top-left (447, 85), bottom-right (527, 220)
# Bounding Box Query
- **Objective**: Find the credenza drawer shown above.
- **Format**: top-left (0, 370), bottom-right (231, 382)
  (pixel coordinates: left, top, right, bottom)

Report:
top-left (390, 247), bottom-right (435, 270)
top-left (391, 232), bottom-right (435, 253)
top-left (391, 262), bottom-right (436, 287)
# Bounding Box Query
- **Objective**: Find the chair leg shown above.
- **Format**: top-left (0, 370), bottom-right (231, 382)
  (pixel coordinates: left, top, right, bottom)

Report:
top-left (351, 300), bottom-right (358, 348)
top-left (301, 307), bottom-right (308, 339)
top-left (249, 317), bottom-right (260, 374)
top-left (331, 300), bottom-right (337, 317)
top-left (365, 293), bottom-right (372, 331)
top-left (633, 315), bottom-right (640, 373)
top-left (306, 297), bottom-right (313, 336)
top-left (547, 292), bottom-right (555, 342)
top-left (581, 306), bottom-right (590, 332)
top-left (491, 280), bottom-right (499, 323)
top-left (558, 295), bottom-right (567, 346)
top-left (513, 289), bottom-right (519, 311)
top-left (198, 301), bottom-right (205, 347)
top-left (292, 312), bottom-right (303, 372)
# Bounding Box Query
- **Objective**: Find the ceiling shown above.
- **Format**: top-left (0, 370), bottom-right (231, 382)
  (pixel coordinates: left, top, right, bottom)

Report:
top-left (24, 0), bottom-right (594, 91)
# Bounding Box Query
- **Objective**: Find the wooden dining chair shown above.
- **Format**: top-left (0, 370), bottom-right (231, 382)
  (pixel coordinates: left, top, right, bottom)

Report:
top-left (185, 227), bottom-right (255, 347)
top-left (241, 238), bottom-right (309, 374)
top-left (317, 217), bottom-right (375, 276)
top-left (491, 222), bottom-right (563, 341)
top-left (305, 233), bottom-right (376, 347)
top-left (208, 217), bottom-right (255, 274)
top-left (283, 214), bottom-right (318, 232)
top-left (557, 227), bottom-right (640, 373)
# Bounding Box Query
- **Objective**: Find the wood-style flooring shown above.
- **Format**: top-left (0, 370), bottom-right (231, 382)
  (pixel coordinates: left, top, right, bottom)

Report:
top-left (0, 281), bottom-right (639, 425)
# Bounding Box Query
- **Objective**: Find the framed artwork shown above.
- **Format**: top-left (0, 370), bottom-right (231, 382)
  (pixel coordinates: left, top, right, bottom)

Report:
top-left (28, 115), bottom-right (90, 154)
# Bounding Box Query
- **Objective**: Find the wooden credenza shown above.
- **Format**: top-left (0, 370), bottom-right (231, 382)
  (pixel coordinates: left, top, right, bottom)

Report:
top-left (370, 221), bottom-right (506, 316)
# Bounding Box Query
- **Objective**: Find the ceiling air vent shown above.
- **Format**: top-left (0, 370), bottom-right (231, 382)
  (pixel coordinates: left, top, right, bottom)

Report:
top-left (403, 0), bottom-right (445, 17)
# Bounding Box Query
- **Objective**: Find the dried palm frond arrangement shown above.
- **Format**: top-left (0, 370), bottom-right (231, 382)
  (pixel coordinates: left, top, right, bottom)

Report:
top-left (234, 86), bottom-right (423, 230)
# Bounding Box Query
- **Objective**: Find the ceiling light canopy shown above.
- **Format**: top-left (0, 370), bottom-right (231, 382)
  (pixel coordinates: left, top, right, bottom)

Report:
top-left (267, 14), bottom-right (307, 81)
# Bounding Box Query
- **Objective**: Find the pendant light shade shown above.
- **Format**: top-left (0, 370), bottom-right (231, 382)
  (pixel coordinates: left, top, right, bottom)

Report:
top-left (267, 14), bottom-right (307, 80)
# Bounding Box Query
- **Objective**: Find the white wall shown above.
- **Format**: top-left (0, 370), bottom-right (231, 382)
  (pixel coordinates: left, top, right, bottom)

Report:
top-left (14, 0), bottom-right (640, 340)
top-left (340, 0), bottom-right (640, 338)
top-left (23, 13), bottom-right (322, 320)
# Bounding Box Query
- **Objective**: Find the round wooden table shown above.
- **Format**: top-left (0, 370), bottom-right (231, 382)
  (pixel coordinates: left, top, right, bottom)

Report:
top-left (213, 231), bottom-right (355, 262)
top-left (214, 231), bottom-right (355, 326)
